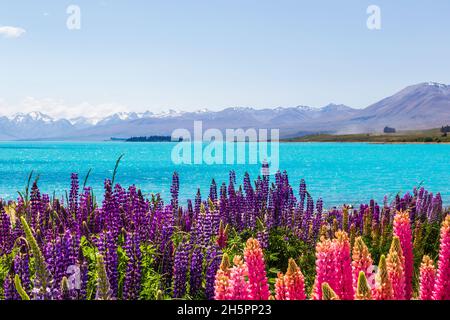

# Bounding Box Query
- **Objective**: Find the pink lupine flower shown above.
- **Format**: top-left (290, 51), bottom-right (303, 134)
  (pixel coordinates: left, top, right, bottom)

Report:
top-left (244, 238), bottom-right (270, 300)
top-left (284, 258), bottom-right (306, 300)
top-left (312, 237), bottom-right (336, 300)
top-left (226, 256), bottom-right (251, 300)
top-left (332, 231), bottom-right (354, 300)
top-left (275, 272), bottom-right (287, 300)
top-left (393, 210), bottom-right (414, 299)
top-left (433, 215), bottom-right (450, 300)
top-left (351, 237), bottom-right (373, 294)
top-left (214, 254), bottom-right (231, 300)
top-left (419, 255), bottom-right (436, 300)
top-left (387, 237), bottom-right (406, 300)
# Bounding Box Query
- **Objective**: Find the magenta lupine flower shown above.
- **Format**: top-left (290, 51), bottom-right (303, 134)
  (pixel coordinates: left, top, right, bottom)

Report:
top-left (387, 237), bottom-right (406, 300)
top-left (419, 255), bottom-right (436, 300)
top-left (312, 237), bottom-right (336, 300)
top-left (393, 211), bottom-right (414, 299)
top-left (244, 238), bottom-right (270, 300)
top-left (283, 259), bottom-right (306, 300)
top-left (275, 272), bottom-right (287, 300)
top-left (332, 231), bottom-right (354, 300)
top-left (226, 256), bottom-right (251, 300)
top-left (433, 215), bottom-right (450, 300)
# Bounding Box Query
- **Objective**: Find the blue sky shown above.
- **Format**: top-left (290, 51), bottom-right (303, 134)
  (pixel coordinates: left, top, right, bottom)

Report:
top-left (1, 0), bottom-right (450, 118)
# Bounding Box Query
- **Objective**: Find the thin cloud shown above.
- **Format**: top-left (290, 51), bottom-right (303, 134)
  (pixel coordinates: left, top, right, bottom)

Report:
top-left (0, 26), bottom-right (26, 38)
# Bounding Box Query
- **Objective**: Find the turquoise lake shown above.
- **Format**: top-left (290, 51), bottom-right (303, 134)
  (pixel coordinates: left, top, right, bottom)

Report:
top-left (0, 141), bottom-right (448, 207)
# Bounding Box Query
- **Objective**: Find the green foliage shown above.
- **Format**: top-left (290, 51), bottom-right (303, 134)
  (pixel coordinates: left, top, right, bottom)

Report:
top-left (140, 244), bottom-right (165, 300)
top-left (0, 249), bottom-right (18, 299)
top-left (20, 216), bottom-right (51, 294)
top-left (14, 274), bottom-right (30, 300)
top-left (117, 244), bottom-right (128, 299)
top-left (265, 228), bottom-right (316, 293)
top-left (80, 236), bottom-right (98, 300)
top-left (95, 254), bottom-right (112, 300)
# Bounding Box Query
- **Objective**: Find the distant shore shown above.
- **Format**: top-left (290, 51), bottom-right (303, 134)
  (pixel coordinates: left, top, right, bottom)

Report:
top-left (283, 128), bottom-right (450, 144)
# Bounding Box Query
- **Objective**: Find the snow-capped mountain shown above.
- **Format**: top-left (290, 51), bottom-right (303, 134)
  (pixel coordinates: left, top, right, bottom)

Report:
top-left (0, 82), bottom-right (449, 140)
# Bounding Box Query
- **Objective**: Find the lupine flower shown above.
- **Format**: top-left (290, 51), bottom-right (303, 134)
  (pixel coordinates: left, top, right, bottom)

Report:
top-left (355, 271), bottom-right (372, 300)
top-left (332, 231), bottom-right (354, 300)
top-left (216, 221), bottom-right (228, 249)
top-left (205, 244), bottom-right (221, 300)
top-left (433, 215), bottom-right (450, 300)
top-left (227, 256), bottom-right (251, 300)
top-left (312, 237), bottom-right (336, 300)
top-left (419, 255), bottom-right (436, 300)
top-left (244, 238), bottom-right (270, 300)
top-left (189, 247), bottom-right (203, 297)
top-left (123, 232), bottom-right (142, 300)
top-left (95, 254), bottom-right (112, 300)
top-left (393, 210), bottom-right (414, 299)
top-left (283, 259), bottom-right (306, 300)
top-left (322, 282), bottom-right (340, 300)
top-left (20, 216), bottom-right (52, 299)
top-left (214, 254), bottom-right (231, 300)
top-left (386, 237), bottom-right (406, 300)
top-left (173, 239), bottom-right (190, 298)
top-left (275, 273), bottom-right (287, 300)
top-left (351, 237), bottom-right (373, 292)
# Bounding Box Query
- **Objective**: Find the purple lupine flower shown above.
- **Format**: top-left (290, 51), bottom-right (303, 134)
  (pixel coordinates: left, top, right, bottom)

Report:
top-left (209, 179), bottom-right (217, 202)
top-left (69, 173), bottom-right (79, 216)
top-left (257, 228), bottom-right (269, 249)
top-left (3, 274), bottom-right (17, 300)
top-left (194, 189), bottom-right (202, 219)
top-left (173, 239), bottom-right (190, 298)
top-left (96, 230), bottom-right (118, 298)
top-left (189, 247), bottom-right (203, 297)
top-left (171, 172), bottom-right (179, 212)
top-left (205, 244), bottom-right (221, 300)
top-left (0, 204), bottom-right (12, 255)
top-left (30, 181), bottom-right (43, 231)
top-left (123, 232), bottom-right (142, 300)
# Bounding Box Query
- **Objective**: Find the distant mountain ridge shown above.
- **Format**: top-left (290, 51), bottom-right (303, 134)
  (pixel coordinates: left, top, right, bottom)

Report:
top-left (1, 82), bottom-right (450, 140)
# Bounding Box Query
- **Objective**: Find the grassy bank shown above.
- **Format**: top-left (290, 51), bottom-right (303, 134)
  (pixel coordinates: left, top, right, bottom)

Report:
top-left (284, 128), bottom-right (450, 143)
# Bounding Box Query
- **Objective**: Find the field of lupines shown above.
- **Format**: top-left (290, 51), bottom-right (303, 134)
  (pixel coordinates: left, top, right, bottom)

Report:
top-left (0, 164), bottom-right (449, 300)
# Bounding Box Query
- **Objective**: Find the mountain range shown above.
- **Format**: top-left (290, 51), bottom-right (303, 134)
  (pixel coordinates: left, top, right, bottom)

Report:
top-left (1, 82), bottom-right (449, 140)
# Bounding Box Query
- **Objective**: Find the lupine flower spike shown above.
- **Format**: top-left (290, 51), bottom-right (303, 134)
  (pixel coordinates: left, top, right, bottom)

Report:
top-left (433, 215), bottom-right (450, 300)
top-left (322, 282), bottom-right (340, 300)
top-left (244, 238), bottom-right (270, 300)
top-left (419, 255), bottom-right (435, 300)
top-left (355, 271), bottom-right (372, 300)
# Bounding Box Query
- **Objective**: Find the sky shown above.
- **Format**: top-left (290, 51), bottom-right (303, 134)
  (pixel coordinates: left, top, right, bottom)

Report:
top-left (1, 0), bottom-right (450, 119)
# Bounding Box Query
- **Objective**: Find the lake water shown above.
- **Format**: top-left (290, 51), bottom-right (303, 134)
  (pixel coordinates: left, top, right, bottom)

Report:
top-left (0, 141), bottom-right (448, 207)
